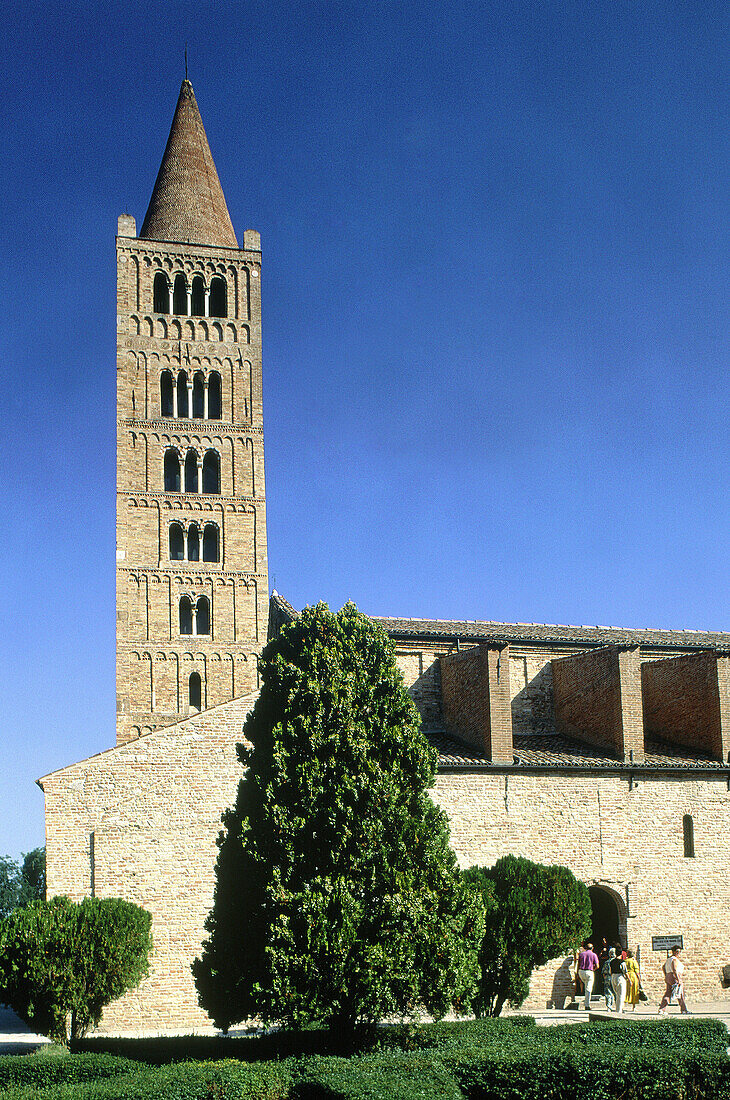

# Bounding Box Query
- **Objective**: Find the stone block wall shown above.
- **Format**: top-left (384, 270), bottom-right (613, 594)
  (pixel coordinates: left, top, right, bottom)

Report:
top-left (434, 770), bottom-right (730, 1009)
top-left (40, 694), bottom-right (257, 1032)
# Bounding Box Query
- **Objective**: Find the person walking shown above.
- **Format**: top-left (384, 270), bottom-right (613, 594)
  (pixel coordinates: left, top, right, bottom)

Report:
top-left (659, 946), bottom-right (689, 1014)
top-left (625, 950), bottom-right (640, 1010)
top-left (601, 947), bottom-right (616, 1011)
top-left (577, 940), bottom-right (600, 1010)
top-left (610, 946), bottom-right (628, 1013)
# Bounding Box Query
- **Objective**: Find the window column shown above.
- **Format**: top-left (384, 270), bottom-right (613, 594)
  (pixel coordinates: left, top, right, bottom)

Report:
top-left (197, 454), bottom-right (203, 493)
top-left (204, 287), bottom-right (210, 317)
top-left (203, 379), bottom-right (209, 420)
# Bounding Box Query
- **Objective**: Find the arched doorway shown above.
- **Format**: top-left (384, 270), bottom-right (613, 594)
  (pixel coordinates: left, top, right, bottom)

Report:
top-left (589, 885), bottom-right (626, 952)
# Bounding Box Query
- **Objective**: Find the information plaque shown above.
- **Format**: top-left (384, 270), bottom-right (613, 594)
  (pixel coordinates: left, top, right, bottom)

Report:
top-left (652, 935), bottom-right (683, 952)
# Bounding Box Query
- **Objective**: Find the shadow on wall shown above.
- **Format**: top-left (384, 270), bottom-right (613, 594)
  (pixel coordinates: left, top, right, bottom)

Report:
top-left (549, 956), bottom-right (576, 1009)
top-left (407, 659), bottom-right (445, 731)
top-left (511, 660), bottom-right (556, 736)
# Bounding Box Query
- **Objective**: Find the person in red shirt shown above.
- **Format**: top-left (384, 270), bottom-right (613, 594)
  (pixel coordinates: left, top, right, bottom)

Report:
top-left (577, 940), bottom-right (601, 1010)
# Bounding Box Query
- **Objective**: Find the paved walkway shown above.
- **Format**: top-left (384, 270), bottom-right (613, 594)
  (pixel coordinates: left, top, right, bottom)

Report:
top-left (0, 1001), bottom-right (728, 1050)
top-left (0, 1006), bottom-right (51, 1055)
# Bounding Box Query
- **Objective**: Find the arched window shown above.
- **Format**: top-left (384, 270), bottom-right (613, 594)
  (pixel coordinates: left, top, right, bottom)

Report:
top-left (192, 372), bottom-right (205, 419)
top-left (208, 372), bottom-right (222, 419)
top-left (184, 450), bottom-right (198, 493)
top-left (169, 523), bottom-right (184, 560)
top-left (164, 448), bottom-right (180, 492)
top-left (195, 596), bottom-right (210, 635)
top-left (188, 523), bottom-right (200, 561)
top-left (209, 276), bottom-right (227, 317)
top-left (173, 273), bottom-right (187, 315)
top-left (683, 814), bottom-right (695, 858)
top-left (177, 372), bottom-right (189, 418)
top-left (191, 275), bottom-right (205, 317)
top-left (202, 450), bottom-right (220, 494)
top-left (153, 272), bottom-right (170, 314)
top-left (179, 596), bottom-right (193, 635)
top-left (160, 371), bottom-right (174, 417)
top-left (203, 523), bottom-right (219, 562)
top-left (189, 672), bottom-right (202, 712)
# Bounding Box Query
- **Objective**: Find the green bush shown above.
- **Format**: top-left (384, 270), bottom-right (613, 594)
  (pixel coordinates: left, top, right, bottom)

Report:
top-left (0, 1059), bottom-right (291, 1099)
top-left (292, 1053), bottom-right (463, 1099)
top-left (194, 602), bottom-right (483, 1036)
top-left (449, 1047), bottom-right (730, 1100)
top-left (463, 858), bottom-right (591, 1017)
top-left (0, 1051), bottom-right (138, 1088)
top-left (0, 896), bottom-right (152, 1044)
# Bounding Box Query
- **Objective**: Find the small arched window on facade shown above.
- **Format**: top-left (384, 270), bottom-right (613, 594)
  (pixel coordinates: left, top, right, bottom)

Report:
top-left (195, 596), bottom-right (210, 635)
top-left (164, 448), bottom-right (181, 492)
top-left (179, 596), bottom-right (193, 635)
top-left (191, 275), bottom-right (205, 317)
top-left (176, 371), bottom-right (189, 418)
top-left (169, 523), bottom-right (184, 561)
top-left (189, 672), bottom-right (202, 712)
top-left (160, 371), bottom-right (174, 417)
top-left (153, 272), bottom-right (170, 314)
top-left (202, 449), bottom-right (221, 494)
top-left (173, 273), bottom-right (188, 315)
top-left (192, 372), bottom-right (205, 419)
top-left (209, 276), bottom-right (227, 317)
top-left (188, 523), bottom-right (200, 561)
top-left (683, 814), bottom-right (695, 858)
top-left (184, 450), bottom-right (198, 493)
top-left (202, 523), bottom-right (219, 562)
top-left (208, 372), bottom-right (222, 419)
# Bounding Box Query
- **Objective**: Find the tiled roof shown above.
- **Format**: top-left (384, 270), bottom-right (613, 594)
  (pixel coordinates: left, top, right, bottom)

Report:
top-left (140, 80), bottom-right (238, 248)
top-left (268, 595), bottom-right (730, 650)
top-left (374, 616), bottom-right (730, 651)
top-left (429, 730), bottom-right (728, 771)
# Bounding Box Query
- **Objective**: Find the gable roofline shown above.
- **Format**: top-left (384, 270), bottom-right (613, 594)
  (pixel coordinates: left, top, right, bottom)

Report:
top-left (37, 691), bottom-right (258, 789)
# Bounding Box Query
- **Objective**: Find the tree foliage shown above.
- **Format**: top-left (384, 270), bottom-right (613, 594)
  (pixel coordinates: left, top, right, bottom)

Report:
top-left (0, 896), bottom-right (153, 1044)
top-left (194, 601), bottom-right (484, 1035)
top-left (464, 855), bottom-right (591, 1017)
top-left (0, 847), bottom-right (45, 919)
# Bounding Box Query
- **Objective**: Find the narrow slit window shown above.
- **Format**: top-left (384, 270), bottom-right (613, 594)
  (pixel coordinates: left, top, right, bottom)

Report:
top-left (177, 372), bottom-right (189, 418)
top-left (189, 672), bottom-right (202, 712)
top-left (203, 523), bottom-right (219, 562)
top-left (184, 450), bottom-right (198, 493)
top-left (160, 371), bottom-right (174, 417)
top-left (683, 814), bottom-right (695, 858)
top-left (195, 596), bottom-right (210, 636)
top-left (209, 276), bottom-right (227, 317)
top-left (208, 372), bottom-right (222, 419)
top-left (202, 450), bottom-right (220, 494)
top-left (192, 372), bottom-right (205, 419)
top-left (179, 596), bottom-right (193, 635)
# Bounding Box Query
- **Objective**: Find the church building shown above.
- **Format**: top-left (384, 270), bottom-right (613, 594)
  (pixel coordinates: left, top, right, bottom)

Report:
top-left (39, 80), bottom-right (730, 1033)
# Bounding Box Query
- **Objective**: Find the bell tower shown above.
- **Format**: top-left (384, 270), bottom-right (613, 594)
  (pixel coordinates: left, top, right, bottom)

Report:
top-left (115, 79), bottom-right (268, 745)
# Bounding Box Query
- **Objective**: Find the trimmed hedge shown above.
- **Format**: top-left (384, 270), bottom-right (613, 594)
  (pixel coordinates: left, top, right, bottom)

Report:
top-left (0, 1052), bottom-right (138, 1087)
top-left (291, 1053), bottom-right (462, 1099)
top-left (449, 1047), bottom-right (730, 1100)
top-left (0, 1060), bottom-right (291, 1099)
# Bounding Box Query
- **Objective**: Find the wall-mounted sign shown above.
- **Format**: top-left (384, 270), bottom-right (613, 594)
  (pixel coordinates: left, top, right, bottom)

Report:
top-left (652, 935), bottom-right (683, 952)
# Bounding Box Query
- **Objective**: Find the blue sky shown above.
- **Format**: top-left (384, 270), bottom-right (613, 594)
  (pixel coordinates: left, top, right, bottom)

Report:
top-left (2, 0), bottom-right (728, 859)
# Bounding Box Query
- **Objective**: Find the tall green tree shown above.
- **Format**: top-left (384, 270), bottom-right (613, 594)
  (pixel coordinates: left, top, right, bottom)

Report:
top-left (194, 602), bottom-right (483, 1035)
top-left (464, 856), bottom-right (591, 1017)
top-left (0, 848), bottom-right (45, 919)
top-left (0, 896), bottom-right (152, 1044)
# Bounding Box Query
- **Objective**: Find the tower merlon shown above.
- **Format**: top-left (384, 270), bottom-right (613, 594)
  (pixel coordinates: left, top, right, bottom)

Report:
top-left (243, 230), bottom-right (261, 252)
top-left (118, 214), bottom-right (137, 238)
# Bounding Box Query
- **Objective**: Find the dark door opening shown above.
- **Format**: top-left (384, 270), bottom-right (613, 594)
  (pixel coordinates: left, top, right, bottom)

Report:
top-left (589, 885), bottom-right (621, 952)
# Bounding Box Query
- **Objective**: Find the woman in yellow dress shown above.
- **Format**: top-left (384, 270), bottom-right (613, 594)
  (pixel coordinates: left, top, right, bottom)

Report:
top-left (625, 949), bottom-right (640, 1009)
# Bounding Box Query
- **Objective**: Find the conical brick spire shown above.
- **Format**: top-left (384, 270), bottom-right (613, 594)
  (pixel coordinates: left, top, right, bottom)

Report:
top-left (140, 80), bottom-right (238, 248)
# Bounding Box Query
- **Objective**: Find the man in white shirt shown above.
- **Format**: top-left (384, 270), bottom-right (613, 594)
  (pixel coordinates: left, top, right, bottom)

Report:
top-left (658, 946), bottom-right (689, 1014)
